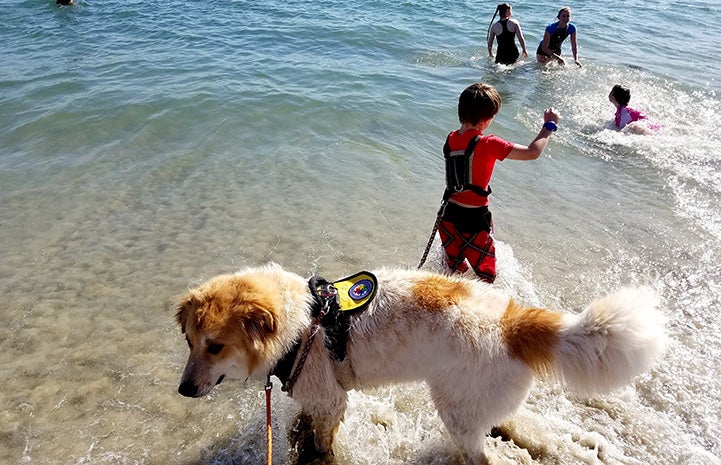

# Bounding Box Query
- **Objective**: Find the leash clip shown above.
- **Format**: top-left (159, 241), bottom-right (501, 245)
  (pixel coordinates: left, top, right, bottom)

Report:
top-left (319, 283), bottom-right (338, 299)
top-left (437, 200), bottom-right (449, 218)
top-left (318, 284), bottom-right (338, 318)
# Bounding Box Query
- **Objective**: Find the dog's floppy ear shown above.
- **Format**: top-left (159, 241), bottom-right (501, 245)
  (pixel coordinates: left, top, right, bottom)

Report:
top-left (176, 292), bottom-right (201, 334)
top-left (239, 305), bottom-right (277, 341)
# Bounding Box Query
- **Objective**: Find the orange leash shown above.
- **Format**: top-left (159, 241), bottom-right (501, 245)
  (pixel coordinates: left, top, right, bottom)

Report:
top-left (265, 377), bottom-right (273, 465)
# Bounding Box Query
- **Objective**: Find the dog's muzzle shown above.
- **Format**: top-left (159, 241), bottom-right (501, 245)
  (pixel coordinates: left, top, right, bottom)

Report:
top-left (177, 375), bottom-right (225, 398)
top-left (178, 381), bottom-right (199, 397)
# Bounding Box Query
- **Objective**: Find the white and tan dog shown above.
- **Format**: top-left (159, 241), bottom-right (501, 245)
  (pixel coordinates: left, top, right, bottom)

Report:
top-left (175, 263), bottom-right (666, 465)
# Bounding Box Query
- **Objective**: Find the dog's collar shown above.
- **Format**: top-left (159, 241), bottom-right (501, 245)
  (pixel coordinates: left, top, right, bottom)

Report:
top-left (269, 276), bottom-right (332, 393)
top-left (270, 339), bottom-right (302, 388)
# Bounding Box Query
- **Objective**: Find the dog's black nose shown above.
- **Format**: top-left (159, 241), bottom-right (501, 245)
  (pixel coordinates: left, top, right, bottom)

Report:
top-left (178, 381), bottom-right (198, 397)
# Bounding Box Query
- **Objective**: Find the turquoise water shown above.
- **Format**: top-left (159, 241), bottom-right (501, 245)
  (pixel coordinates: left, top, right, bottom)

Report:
top-left (2, 1), bottom-right (721, 464)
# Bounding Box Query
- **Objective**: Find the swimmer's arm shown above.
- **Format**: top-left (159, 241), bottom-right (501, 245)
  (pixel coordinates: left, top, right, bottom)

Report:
top-left (570, 32), bottom-right (581, 67)
top-left (540, 32), bottom-right (565, 65)
top-left (488, 27), bottom-right (497, 56)
top-left (515, 21), bottom-right (528, 57)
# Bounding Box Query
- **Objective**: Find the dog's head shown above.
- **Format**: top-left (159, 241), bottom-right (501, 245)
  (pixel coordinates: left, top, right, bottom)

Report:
top-left (175, 273), bottom-right (281, 398)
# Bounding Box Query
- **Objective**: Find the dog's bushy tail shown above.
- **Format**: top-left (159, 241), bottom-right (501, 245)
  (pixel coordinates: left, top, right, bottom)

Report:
top-left (549, 287), bottom-right (667, 394)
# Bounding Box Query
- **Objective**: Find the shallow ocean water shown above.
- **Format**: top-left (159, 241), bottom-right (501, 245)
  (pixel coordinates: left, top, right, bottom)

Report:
top-left (1, 1), bottom-right (720, 464)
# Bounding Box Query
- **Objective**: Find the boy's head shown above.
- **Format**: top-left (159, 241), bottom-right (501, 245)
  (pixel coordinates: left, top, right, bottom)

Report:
top-left (458, 83), bottom-right (502, 125)
top-left (610, 84), bottom-right (631, 107)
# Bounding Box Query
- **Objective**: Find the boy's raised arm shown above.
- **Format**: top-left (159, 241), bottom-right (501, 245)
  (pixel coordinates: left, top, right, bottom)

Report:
top-left (506, 108), bottom-right (561, 160)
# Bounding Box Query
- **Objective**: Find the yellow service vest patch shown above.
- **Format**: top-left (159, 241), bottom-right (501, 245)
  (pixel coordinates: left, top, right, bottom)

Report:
top-left (332, 271), bottom-right (377, 312)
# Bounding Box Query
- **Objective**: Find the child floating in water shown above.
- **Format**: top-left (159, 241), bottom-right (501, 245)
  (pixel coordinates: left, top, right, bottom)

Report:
top-left (609, 85), bottom-right (659, 134)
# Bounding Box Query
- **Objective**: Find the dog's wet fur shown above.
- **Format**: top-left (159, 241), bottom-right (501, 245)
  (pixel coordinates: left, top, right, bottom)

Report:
top-left (176, 264), bottom-right (666, 465)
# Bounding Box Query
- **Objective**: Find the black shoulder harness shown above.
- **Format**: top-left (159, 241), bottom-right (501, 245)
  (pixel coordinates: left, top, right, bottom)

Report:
top-left (270, 272), bottom-right (377, 388)
top-left (307, 275), bottom-right (351, 362)
top-left (443, 133), bottom-right (492, 200)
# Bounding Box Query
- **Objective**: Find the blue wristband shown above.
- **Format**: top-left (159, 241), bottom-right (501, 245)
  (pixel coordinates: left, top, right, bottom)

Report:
top-left (543, 121), bottom-right (558, 132)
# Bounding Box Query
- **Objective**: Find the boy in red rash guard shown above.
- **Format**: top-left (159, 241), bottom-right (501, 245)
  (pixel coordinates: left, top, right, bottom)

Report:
top-left (439, 82), bottom-right (560, 282)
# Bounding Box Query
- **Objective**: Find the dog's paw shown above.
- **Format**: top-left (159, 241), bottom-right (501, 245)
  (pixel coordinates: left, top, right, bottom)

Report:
top-left (313, 435), bottom-right (334, 456)
top-left (288, 413), bottom-right (336, 464)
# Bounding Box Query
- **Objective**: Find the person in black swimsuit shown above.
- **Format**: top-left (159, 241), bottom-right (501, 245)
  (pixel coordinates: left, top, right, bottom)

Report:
top-left (487, 3), bottom-right (528, 65)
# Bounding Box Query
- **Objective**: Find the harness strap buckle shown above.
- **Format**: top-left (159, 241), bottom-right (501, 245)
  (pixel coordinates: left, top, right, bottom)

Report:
top-left (319, 283), bottom-right (337, 299)
top-left (318, 283), bottom-right (338, 318)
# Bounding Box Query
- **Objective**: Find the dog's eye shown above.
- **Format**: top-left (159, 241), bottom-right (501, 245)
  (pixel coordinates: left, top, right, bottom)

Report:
top-left (207, 343), bottom-right (224, 355)
top-left (185, 336), bottom-right (193, 349)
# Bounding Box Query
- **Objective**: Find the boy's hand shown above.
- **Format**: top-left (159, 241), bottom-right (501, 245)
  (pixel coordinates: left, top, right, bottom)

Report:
top-left (544, 108), bottom-right (561, 124)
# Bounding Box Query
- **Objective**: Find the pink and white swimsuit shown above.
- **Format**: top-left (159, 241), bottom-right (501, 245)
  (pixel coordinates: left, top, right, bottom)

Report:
top-left (615, 106), bottom-right (646, 129)
top-left (614, 106), bottom-right (661, 132)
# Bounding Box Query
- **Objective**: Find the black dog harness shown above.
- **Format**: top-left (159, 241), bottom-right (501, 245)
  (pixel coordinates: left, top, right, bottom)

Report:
top-left (270, 272), bottom-right (377, 394)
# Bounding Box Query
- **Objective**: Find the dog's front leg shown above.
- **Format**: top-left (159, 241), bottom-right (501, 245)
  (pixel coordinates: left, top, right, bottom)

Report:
top-left (293, 367), bottom-right (348, 455)
top-left (301, 389), bottom-right (347, 455)
top-left (291, 329), bottom-right (350, 455)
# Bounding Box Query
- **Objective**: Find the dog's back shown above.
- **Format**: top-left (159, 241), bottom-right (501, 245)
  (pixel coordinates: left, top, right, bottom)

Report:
top-left (339, 270), bottom-right (665, 393)
top-left (340, 269), bottom-right (518, 388)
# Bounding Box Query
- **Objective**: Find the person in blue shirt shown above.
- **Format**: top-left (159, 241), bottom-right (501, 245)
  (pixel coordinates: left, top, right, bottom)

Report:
top-left (536, 7), bottom-right (582, 67)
